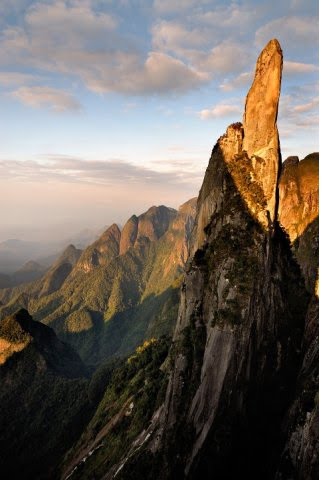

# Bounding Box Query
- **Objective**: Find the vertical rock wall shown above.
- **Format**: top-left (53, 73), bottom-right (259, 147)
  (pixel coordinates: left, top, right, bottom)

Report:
top-left (106, 39), bottom-right (317, 480)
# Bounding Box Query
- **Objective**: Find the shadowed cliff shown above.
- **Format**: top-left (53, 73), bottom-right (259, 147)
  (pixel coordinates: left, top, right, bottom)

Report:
top-left (97, 39), bottom-right (317, 480)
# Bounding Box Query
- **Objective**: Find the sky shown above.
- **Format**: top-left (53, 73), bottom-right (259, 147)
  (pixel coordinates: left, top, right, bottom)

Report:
top-left (0, 0), bottom-right (319, 242)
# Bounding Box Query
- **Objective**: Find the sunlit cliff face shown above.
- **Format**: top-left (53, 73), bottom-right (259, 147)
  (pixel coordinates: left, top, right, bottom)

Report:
top-left (224, 39), bottom-right (283, 231)
top-left (192, 40), bottom-right (283, 254)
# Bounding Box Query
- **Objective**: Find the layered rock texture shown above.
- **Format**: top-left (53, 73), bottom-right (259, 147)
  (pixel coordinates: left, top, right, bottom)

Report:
top-left (0, 200), bottom-right (196, 364)
top-left (102, 39), bottom-right (318, 480)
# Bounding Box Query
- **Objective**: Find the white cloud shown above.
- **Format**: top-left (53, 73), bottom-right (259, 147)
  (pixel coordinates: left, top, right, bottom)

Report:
top-left (219, 72), bottom-right (253, 92)
top-left (25, 0), bottom-right (117, 40)
top-left (153, 0), bottom-right (211, 14)
top-left (0, 1), bottom-right (207, 95)
top-left (0, 0), bottom-right (31, 16)
top-left (293, 97), bottom-right (318, 113)
top-left (198, 103), bottom-right (241, 120)
top-left (279, 93), bottom-right (318, 131)
top-left (255, 16), bottom-right (318, 52)
top-left (152, 20), bottom-right (208, 52)
top-left (141, 51), bottom-right (208, 93)
top-left (0, 155), bottom-right (201, 187)
top-left (79, 51), bottom-right (208, 94)
top-left (0, 71), bottom-right (44, 85)
top-left (11, 86), bottom-right (81, 112)
top-left (151, 16), bottom-right (250, 77)
top-left (196, 41), bottom-right (249, 74)
top-left (284, 61), bottom-right (318, 74)
top-left (0, 1), bottom-right (318, 100)
top-left (196, 3), bottom-right (261, 29)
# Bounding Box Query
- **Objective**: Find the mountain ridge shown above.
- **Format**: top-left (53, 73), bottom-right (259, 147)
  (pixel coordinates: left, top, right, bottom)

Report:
top-left (92, 38), bottom-right (318, 480)
top-left (0, 200), bottom-right (197, 364)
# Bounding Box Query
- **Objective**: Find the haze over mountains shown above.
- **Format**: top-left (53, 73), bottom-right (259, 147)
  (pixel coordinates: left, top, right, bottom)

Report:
top-left (0, 199), bottom-right (197, 364)
top-left (0, 37), bottom-right (318, 480)
top-left (0, 226), bottom-right (103, 273)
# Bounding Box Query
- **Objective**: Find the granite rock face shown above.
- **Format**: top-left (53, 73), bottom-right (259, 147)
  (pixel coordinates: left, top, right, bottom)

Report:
top-left (278, 153), bottom-right (319, 242)
top-left (192, 39), bottom-right (283, 254)
top-left (242, 39), bottom-right (283, 227)
top-left (107, 39), bottom-right (317, 480)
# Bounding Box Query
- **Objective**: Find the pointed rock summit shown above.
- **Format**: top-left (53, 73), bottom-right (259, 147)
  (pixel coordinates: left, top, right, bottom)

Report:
top-left (193, 40), bottom-right (283, 250)
top-left (105, 39), bottom-right (316, 480)
top-left (242, 38), bottom-right (283, 225)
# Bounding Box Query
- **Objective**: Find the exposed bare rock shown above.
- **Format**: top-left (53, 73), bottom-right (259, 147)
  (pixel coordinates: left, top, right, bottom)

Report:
top-left (108, 39), bottom-right (317, 480)
top-left (276, 297), bottom-right (319, 480)
top-left (192, 40), bottom-right (283, 254)
top-left (242, 38), bottom-right (283, 227)
top-left (136, 206), bottom-right (176, 245)
top-left (74, 223), bottom-right (120, 273)
top-left (192, 124), bottom-right (243, 252)
top-left (278, 153), bottom-right (319, 242)
top-left (119, 206), bottom-right (177, 256)
top-left (144, 199), bottom-right (197, 298)
top-left (119, 215), bottom-right (139, 255)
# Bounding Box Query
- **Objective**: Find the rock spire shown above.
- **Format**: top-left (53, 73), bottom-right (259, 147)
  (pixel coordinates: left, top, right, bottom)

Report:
top-left (242, 38), bottom-right (283, 226)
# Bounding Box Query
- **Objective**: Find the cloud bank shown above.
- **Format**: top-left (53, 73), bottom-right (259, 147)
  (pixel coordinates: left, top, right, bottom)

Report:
top-left (0, 1), bottom-right (318, 107)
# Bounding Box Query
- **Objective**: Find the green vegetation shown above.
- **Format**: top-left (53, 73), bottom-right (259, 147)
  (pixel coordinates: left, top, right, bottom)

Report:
top-left (203, 210), bottom-right (262, 327)
top-left (0, 311), bottom-right (92, 480)
top-left (62, 336), bottom-right (170, 480)
top-left (227, 152), bottom-right (267, 214)
top-left (65, 308), bottom-right (94, 333)
top-left (0, 205), bottom-right (193, 366)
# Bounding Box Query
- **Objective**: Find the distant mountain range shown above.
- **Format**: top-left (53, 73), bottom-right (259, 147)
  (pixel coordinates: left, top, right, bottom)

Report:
top-left (0, 199), bottom-right (197, 364)
top-left (0, 227), bottom-right (101, 275)
top-left (0, 38), bottom-right (318, 480)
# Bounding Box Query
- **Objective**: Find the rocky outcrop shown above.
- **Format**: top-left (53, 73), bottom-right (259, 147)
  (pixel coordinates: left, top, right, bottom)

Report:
top-left (120, 206), bottom-right (177, 255)
top-left (192, 40), bottom-right (282, 253)
top-left (119, 215), bottom-right (139, 255)
top-left (242, 38), bottom-right (283, 227)
top-left (39, 244), bottom-right (82, 296)
top-left (278, 153), bottom-right (319, 242)
top-left (144, 199), bottom-right (197, 298)
top-left (276, 296), bottom-right (318, 480)
top-left (74, 224), bottom-right (120, 273)
top-left (192, 123), bottom-right (244, 251)
top-left (107, 39), bottom-right (316, 480)
top-left (275, 154), bottom-right (319, 480)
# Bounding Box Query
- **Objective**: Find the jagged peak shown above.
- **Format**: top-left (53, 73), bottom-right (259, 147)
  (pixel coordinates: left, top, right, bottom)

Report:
top-left (15, 260), bottom-right (44, 273)
top-left (142, 205), bottom-right (177, 217)
top-left (252, 38), bottom-right (282, 80)
top-left (178, 197), bottom-right (197, 214)
top-left (282, 156), bottom-right (300, 170)
top-left (53, 244), bottom-right (82, 267)
top-left (99, 223), bottom-right (121, 241)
